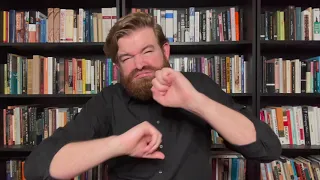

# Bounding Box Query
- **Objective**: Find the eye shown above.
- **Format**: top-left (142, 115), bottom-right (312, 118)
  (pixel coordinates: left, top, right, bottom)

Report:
top-left (144, 50), bottom-right (152, 54)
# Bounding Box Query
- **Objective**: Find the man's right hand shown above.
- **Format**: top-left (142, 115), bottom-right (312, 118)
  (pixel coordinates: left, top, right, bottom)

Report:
top-left (116, 121), bottom-right (165, 159)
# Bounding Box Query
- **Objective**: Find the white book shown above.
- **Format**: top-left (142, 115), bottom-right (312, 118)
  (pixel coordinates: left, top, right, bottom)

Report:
top-left (180, 13), bottom-right (185, 42)
top-left (173, 10), bottom-right (177, 42)
top-left (278, 58), bottom-right (283, 93)
top-left (157, 10), bottom-right (161, 25)
top-left (317, 108), bottom-right (320, 145)
top-left (79, 8), bottom-right (84, 42)
top-left (153, 8), bottom-right (157, 24)
top-left (308, 106), bottom-right (315, 145)
top-left (293, 59), bottom-right (301, 93)
top-left (48, 57), bottom-right (53, 94)
top-left (102, 8), bottom-right (112, 41)
top-left (206, 10), bottom-right (211, 42)
top-left (297, 107), bottom-right (305, 145)
top-left (73, 13), bottom-right (77, 42)
top-left (165, 10), bottom-right (174, 42)
top-left (230, 7), bottom-right (236, 41)
top-left (65, 9), bottom-right (74, 42)
top-left (111, 7), bottom-right (117, 27)
top-left (59, 9), bottom-right (66, 42)
top-left (189, 7), bottom-right (195, 42)
top-left (160, 11), bottom-right (166, 35)
top-left (194, 11), bottom-right (200, 42)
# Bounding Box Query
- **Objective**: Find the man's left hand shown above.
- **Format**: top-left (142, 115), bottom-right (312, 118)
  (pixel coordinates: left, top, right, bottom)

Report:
top-left (151, 68), bottom-right (199, 109)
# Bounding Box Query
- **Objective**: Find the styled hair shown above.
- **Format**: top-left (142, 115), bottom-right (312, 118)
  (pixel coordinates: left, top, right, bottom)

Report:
top-left (103, 12), bottom-right (168, 64)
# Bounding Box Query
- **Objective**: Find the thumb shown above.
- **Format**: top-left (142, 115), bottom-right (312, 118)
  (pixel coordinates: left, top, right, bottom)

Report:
top-left (143, 151), bottom-right (165, 159)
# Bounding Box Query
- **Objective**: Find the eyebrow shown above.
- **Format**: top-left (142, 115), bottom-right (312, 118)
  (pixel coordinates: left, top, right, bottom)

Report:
top-left (118, 44), bottom-right (155, 60)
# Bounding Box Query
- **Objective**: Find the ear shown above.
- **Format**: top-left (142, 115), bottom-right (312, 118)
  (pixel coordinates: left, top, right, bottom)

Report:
top-left (162, 42), bottom-right (170, 61)
top-left (114, 63), bottom-right (120, 69)
top-left (113, 61), bottom-right (121, 70)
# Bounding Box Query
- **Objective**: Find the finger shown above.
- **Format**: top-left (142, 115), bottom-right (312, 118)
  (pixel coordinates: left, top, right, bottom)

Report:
top-left (148, 132), bottom-right (162, 154)
top-left (152, 78), bottom-right (169, 92)
top-left (155, 70), bottom-right (167, 85)
top-left (143, 151), bottom-right (165, 159)
top-left (161, 68), bottom-right (174, 83)
top-left (142, 135), bottom-right (154, 153)
top-left (143, 129), bottom-right (159, 153)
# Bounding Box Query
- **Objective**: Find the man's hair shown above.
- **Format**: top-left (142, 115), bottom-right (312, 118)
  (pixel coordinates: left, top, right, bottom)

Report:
top-left (103, 12), bottom-right (168, 64)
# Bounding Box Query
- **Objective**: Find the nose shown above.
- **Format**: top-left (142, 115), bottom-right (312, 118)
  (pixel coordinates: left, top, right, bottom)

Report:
top-left (134, 54), bottom-right (146, 70)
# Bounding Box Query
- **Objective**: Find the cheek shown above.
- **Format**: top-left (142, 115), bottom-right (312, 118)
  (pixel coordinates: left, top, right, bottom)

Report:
top-left (146, 53), bottom-right (165, 67)
top-left (121, 64), bottom-right (135, 77)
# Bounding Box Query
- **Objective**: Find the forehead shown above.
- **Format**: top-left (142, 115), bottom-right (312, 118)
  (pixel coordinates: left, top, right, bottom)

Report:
top-left (117, 27), bottom-right (158, 54)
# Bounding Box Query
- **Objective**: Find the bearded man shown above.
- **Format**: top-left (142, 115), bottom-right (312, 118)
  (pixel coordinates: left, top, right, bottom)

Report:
top-left (24, 12), bottom-right (281, 180)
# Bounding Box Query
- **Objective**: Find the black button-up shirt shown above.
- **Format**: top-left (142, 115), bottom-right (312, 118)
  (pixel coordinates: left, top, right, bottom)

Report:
top-left (24, 72), bottom-right (281, 180)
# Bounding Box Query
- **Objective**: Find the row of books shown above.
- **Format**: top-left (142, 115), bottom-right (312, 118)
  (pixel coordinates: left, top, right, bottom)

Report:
top-left (1, 54), bottom-right (118, 95)
top-left (260, 6), bottom-right (320, 41)
top-left (3, 105), bottom-right (82, 146)
top-left (211, 155), bottom-right (246, 180)
top-left (131, 7), bottom-right (244, 42)
top-left (5, 156), bottom-right (244, 180)
top-left (170, 55), bottom-right (248, 93)
top-left (7, 155), bottom-right (320, 180)
top-left (0, 53), bottom-right (248, 95)
top-left (0, 8), bottom-right (117, 43)
top-left (1, 105), bottom-right (223, 147)
top-left (260, 105), bottom-right (320, 146)
top-left (262, 56), bottom-right (320, 94)
top-left (260, 155), bottom-right (320, 180)
top-left (5, 159), bottom-right (108, 180)
top-left (4, 103), bottom-right (320, 147)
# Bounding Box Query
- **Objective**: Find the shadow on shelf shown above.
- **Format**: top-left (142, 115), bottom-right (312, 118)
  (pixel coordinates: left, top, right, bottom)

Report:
top-left (0, 41), bottom-right (252, 57)
top-left (260, 40), bottom-right (320, 56)
top-left (260, 93), bottom-right (320, 107)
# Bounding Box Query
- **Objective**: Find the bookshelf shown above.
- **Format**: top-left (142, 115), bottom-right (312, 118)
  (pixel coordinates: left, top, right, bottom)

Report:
top-left (1, 0), bottom-right (318, 178)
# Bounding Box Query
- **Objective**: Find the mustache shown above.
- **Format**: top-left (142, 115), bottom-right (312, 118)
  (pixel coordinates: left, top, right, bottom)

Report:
top-left (128, 66), bottom-right (159, 79)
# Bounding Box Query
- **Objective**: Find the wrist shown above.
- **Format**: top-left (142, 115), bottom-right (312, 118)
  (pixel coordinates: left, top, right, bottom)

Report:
top-left (104, 135), bottom-right (126, 157)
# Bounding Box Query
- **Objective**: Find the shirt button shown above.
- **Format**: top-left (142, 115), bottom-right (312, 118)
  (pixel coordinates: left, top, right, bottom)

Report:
top-left (159, 170), bottom-right (162, 174)
top-left (160, 145), bottom-right (163, 149)
top-left (156, 120), bottom-right (160, 124)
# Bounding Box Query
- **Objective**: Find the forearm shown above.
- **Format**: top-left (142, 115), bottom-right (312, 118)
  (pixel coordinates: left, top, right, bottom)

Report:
top-left (186, 92), bottom-right (256, 146)
top-left (50, 135), bottom-right (121, 179)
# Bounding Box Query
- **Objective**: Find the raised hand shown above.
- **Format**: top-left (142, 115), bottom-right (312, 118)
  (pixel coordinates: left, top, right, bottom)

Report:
top-left (151, 67), bottom-right (199, 109)
top-left (117, 121), bottom-right (164, 159)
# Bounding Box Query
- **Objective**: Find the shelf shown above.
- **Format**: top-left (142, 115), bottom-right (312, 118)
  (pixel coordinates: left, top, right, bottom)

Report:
top-left (0, 144), bottom-right (318, 155)
top-left (0, 41), bottom-right (252, 57)
top-left (261, 0), bottom-right (320, 7)
top-left (260, 40), bottom-right (320, 55)
top-left (129, 0), bottom-right (249, 8)
top-left (1, 0), bottom-right (118, 9)
top-left (281, 145), bottom-right (320, 150)
top-left (0, 94), bottom-right (96, 98)
top-left (261, 93), bottom-right (320, 97)
top-left (0, 93), bottom-right (251, 99)
top-left (0, 145), bottom-right (34, 152)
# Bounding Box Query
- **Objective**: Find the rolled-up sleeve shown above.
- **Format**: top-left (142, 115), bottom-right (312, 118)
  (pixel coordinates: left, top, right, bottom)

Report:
top-left (24, 90), bottom-right (113, 180)
top-left (196, 72), bottom-right (282, 163)
top-left (222, 103), bottom-right (282, 163)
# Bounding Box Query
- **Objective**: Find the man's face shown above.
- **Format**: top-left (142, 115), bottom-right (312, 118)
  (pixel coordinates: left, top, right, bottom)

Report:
top-left (117, 27), bottom-right (171, 101)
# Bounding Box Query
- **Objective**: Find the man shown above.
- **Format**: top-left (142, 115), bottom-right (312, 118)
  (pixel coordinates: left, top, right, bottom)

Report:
top-left (24, 12), bottom-right (281, 180)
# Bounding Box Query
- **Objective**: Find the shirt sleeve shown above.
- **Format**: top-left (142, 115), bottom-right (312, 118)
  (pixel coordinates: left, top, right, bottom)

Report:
top-left (197, 73), bottom-right (282, 163)
top-left (24, 91), bottom-right (113, 180)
